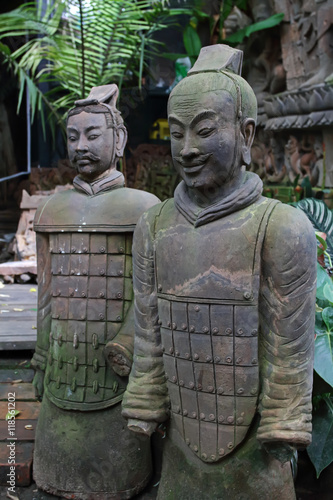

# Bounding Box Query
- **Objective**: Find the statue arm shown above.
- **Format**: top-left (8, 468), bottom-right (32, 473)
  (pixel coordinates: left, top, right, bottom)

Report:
top-left (257, 204), bottom-right (317, 449)
top-left (122, 210), bottom-right (170, 428)
top-left (31, 232), bottom-right (52, 397)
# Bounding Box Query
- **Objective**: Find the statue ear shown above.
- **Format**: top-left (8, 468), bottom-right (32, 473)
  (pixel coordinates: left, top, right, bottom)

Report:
top-left (240, 119), bottom-right (255, 166)
top-left (115, 126), bottom-right (128, 158)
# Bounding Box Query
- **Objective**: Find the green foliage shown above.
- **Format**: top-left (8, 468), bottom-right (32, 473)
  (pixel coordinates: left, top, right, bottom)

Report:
top-left (224, 13), bottom-right (284, 45)
top-left (307, 395), bottom-right (333, 477)
top-left (0, 0), bottom-right (190, 136)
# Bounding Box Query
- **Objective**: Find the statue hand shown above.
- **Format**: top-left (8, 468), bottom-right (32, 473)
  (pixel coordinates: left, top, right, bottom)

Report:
top-left (104, 342), bottom-right (132, 377)
top-left (127, 418), bottom-right (157, 437)
top-left (263, 442), bottom-right (296, 464)
top-left (32, 370), bottom-right (45, 400)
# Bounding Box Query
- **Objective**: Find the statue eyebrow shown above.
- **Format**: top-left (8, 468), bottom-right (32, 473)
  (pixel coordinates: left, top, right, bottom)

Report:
top-left (190, 110), bottom-right (216, 128)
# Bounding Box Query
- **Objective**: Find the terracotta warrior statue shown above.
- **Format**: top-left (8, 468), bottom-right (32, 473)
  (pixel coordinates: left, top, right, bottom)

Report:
top-left (122, 46), bottom-right (317, 499)
top-left (31, 84), bottom-right (159, 499)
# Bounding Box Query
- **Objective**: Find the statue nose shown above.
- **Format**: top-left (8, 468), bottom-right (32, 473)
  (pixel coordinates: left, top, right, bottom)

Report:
top-left (180, 146), bottom-right (200, 160)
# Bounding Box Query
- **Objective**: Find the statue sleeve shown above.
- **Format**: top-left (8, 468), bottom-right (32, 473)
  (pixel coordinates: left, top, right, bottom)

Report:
top-left (31, 232), bottom-right (52, 372)
top-left (257, 204), bottom-right (317, 447)
top-left (122, 209), bottom-right (170, 423)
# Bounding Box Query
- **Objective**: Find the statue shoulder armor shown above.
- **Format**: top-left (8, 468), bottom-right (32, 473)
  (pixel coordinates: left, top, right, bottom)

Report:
top-left (34, 187), bottom-right (160, 233)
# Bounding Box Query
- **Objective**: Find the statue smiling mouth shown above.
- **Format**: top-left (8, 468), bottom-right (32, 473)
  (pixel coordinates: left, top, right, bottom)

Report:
top-left (174, 153), bottom-right (212, 173)
top-left (74, 152), bottom-right (101, 165)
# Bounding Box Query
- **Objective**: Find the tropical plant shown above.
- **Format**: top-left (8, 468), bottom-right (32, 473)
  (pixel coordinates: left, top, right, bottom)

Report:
top-left (0, 0), bottom-right (191, 137)
top-left (294, 198), bottom-right (333, 477)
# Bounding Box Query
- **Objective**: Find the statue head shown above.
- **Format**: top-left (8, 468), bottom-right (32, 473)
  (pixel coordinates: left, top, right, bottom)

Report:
top-left (67, 84), bottom-right (127, 181)
top-left (168, 45), bottom-right (257, 197)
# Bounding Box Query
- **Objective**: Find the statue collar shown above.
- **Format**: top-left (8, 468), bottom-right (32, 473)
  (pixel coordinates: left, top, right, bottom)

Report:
top-left (174, 171), bottom-right (263, 227)
top-left (73, 170), bottom-right (125, 195)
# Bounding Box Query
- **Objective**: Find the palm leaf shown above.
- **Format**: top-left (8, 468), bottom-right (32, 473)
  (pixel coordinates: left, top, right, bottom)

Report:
top-left (295, 198), bottom-right (333, 264)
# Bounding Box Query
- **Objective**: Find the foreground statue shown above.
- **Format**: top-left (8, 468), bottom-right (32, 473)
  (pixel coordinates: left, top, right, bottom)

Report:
top-left (31, 85), bottom-right (159, 499)
top-left (122, 46), bottom-right (317, 499)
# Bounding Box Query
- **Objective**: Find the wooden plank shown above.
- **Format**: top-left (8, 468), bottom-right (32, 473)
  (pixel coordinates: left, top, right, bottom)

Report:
top-left (0, 261), bottom-right (37, 275)
top-left (0, 442), bottom-right (34, 486)
top-left (0, 383), bottom-right (36, 402)
top-left (0, 401), bottom-right (41, 420)
top-left (0, 419), bottom-right (36, 441)
top-left (0, 369), bottom-right (34, 383)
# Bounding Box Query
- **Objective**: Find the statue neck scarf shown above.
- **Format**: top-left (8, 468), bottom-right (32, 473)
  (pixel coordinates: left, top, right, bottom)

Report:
top-left (174, 171), bottom-right (263, 228)
top-left (73, 170), bottom-right (125, 196)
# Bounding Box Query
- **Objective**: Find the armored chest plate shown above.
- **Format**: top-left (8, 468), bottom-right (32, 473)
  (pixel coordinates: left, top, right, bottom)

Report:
top-left (44, 231), bottom-right (133, 411)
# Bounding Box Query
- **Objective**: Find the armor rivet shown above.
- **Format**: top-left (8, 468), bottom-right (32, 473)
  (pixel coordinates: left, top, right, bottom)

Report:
top-left (202, 453), bottom-right (207, 459)
top-left (194, 305), bottom-right (200, 312)
top-left (73, 357), bottom-right (78, 371)
top-left (116, 315), bottom-right (121, 321)
top-left (203, 326), bottom-right (209, 333)
top-left (92, 333), bottom-right (99, 349)
top-left (99, 313), bottom-right (105, 320)
top-left (179, 380), bottom-right (184, 386)
top-left (169, 347), bottom-right (174, 354)
top-left (219, 448), bottom-right (225, 456)
top-left (167, 321), bottom-right (171, 327)
top-left (227, 416), bottom-right (234, 424)
top-left (181, 323), bottom-right (187, 330)
top-left (209, 413), bottom-right (215, 421)
top-left (118, 270), bottom-right (123, 276)
top-left (70, 291), bottom-right (74, 297)
top-left (237, 388), bottom-right (244, 395)
top-left (228, 442), bottom-right (234, 449)
top-left (251, 329), bottom-right (258, 336)
top-left (190, 326), bottom-right (195, 332)
top-left (158, 319), bottom-right (162, 325)
top-left (49, 332), bottom-right (53, 343)
top-left (207, 385), bottom-right (214, 392)
top-left (212, 327), bottom-right (219, 334)
top-left (172, 322), bottom-right (177, 330)
top-left (158, 285), bottom-right (162, 292)
top-left (183, 409), bottom-right (188, 416)
top-left (193, 445), bottom-right (198, 452)
top-left (218, 416), bottom-right (224, 423)
top-left (225, 328), bottom-right (232, 335)
top-left (236, 357), bottom-right (242, 364)
top-left (237, 417), bottom-right (244, 425)
top-left (119, 246), bottom-right (124, 253)
top-left (54, 314), bottom-right (60, 320)
top-left (93, 380), bottom-right (99, 394)
top-left (197, 383), bottom-right (202, 391)
top-left (99, 269), bottom-right (105, 276)
top-left (211, 455), bottom-right (216, 461)
top-left (58, 356), bottom-right (63, 369)
top-left (93, 359), bottom-right (99, 373)
top-left (73, 333), bottom-right (79, 349)
top-left (83, 270), bottom-right (88, 276)
top-left (237, 328), bottom-right (244, 335)
top-left (226, 356), bottom-right (232, 363)
top-left (251, 388), bottom-right (257, 395)
top-left (189, 381), bottom-right (194, 389)
top-left (185, 438), bottom-right (190, 445)
top-left (176, 350), bottom-right (180, 356)
top-left (70, 270), bottom-right (75, 275)
top-left (162, 346), bottom-right (165, 352)
top-left (252, 358), bottom-right (258, 365)
top-left (206, 355), bottom-right (212, 362)
top-left (117, 292), bottom-right (123, 299)
top-left (71, 247), bottom-right (76, 253)
top-left (192, 412), bottom-right (197, 419)
top-left (194, 353), bottom-right (199, 360)
top-left (83, 247), bottom-right (88, 253)
top-left (172, 376), bottom-right (177, 383)
top-left (58, 335), bottom-right (63, 346)
top-left (200, 413), bottom-right (205, 420)
top-left (50, 247), bottom-right (53, 253)
top-left (185, 353), bottom-right (190, 359)
top-left (56, 376), bottom-right (61, 389)
top-left (99, 292), bottom-right (105, 298)
top-left (99, 246), bottom-right (106, 253)
top-left (243, 292), bottom-right (251, 300)
top-left (214, 356), bottom-right (221, 363)
top-left (217, 387), bottom-right (224, 395)
top-left (81, 292), bottom-right (86, 298)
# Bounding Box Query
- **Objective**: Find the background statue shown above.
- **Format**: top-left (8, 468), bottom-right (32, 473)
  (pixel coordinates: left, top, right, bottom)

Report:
top-left (122, 45), bottom-right (317, 499)
top-left (31, 84), bottom-right (160, 499)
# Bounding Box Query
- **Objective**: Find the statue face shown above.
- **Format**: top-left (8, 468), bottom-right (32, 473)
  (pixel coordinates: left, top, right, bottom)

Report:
top-left (67, 111), bottom-right (114, 181)
top-left (168, 90), bottom-right (239, 190)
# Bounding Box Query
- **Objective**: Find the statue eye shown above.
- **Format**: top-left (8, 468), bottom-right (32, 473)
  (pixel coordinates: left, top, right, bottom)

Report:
top-left (88, 134), bottom-right (100, 140)
top-left (68, 136), bottom-right (77, 142)
top-left (171, 131), bottom-right (183, 139)
top-left (198, 128), bottom-right (214, 137)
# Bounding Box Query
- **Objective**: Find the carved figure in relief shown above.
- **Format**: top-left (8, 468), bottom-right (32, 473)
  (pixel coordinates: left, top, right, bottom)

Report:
top-left (122, 45), bottom-right (317, 499)
top-left (31, 84), bottom-right (159, 499)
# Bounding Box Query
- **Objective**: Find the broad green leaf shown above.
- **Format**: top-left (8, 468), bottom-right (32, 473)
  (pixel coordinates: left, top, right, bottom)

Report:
top-left (225, 13), bottom-right (284, 44)
top-left (183, 24), bottom-right (201, 61)
top-left (323, 283), bottom-right (333, 305)
top-left (307, 397), bottom-right (333, 477)
top-left (316, 263), bottom-right (332, 301)
top-left (314, 315), bottom-right (333, 387)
